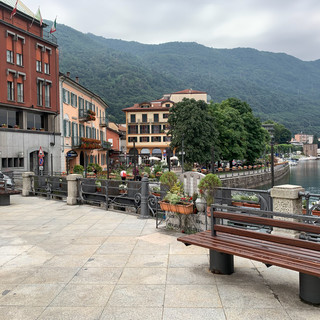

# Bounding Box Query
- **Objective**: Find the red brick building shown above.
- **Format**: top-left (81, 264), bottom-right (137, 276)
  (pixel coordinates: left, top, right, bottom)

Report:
top-left (0, 0), bottom-right (61, 175)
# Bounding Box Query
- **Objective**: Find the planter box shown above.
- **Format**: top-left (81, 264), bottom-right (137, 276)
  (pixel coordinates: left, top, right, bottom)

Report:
top-left (302, 208), bottom-right (320, 216)
top-left (232, 201), bottom-right (260, 208)
top-left (159, 201), bottom-right (194, 214)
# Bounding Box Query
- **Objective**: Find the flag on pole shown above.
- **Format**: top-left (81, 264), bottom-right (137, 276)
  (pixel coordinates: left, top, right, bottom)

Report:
top-left (35, 7), bottom-right (43, 26)
top-left (50, 17), bottom-right (57, 34)
top-left (10, 0), bottom-right (19, 19)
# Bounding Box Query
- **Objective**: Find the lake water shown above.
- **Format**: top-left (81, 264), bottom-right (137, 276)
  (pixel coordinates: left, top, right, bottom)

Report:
top-left (276, 160), bottom-right (320, 194)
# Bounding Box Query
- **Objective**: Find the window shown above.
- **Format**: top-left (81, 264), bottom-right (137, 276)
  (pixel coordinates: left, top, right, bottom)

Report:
top-left (63, 119), bottom-right (71, 137)
top-left (7, 50), bottom-right (14, 63)
top-left (17, 83), bottom-right (23, 103)
top-left (165, 103), bottom-right (170, 108)
top-left (43, 50), bottom-right (50, 74)
top-left (154, 114), bottom-right (159, 122)
top-left (163, 136), bottom-right (171, 142)
top-left (78, 97), bottom-right (84, 109)
top-left (16, 38), bottom-right (23, 66)
top-left (142, 114), bottom-right (148, 122)
top-left (152, 125), bottom-right (162, 134)
top-left (45, 83), bottom-right (51, 107)
top-left (71, 93), bottom-right (77, 107)
top-left (36, 46), bottom-right (42, 72)
top-left (163, 113), bottom-right (169, 119)
top-left (6, 33), bottom-right (14, 63)
top-left (16, 53), bottom-right (23, 66)
top-left (140, 136), bottom-right (150, 142)
top-left (37, 80), bottom-right (43, 106)
top-left (128, 137), bottom-right (137, 142)
top-left (63, 89), bottom-right (70, 104)
top-left (27, 113), bottom-right (44, 130)
top-left (7, 81), bottom-right (14, 101)
top-left (151, 136), bottom-right (161, 142)
top-left (140, 125), bottom-right (150, 134)
top-left (128, 125), bottom-right (138, 134)
top-left (130, 114), bottom-right (136, 123)
top-left (79, 124), bottom-right (84, 137)
top-left (0, 109), bottom-right (21, 128)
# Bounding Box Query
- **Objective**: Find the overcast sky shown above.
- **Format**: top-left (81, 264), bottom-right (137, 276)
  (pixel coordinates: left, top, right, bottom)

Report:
top-left (24, 0), bottom-right (320, 61)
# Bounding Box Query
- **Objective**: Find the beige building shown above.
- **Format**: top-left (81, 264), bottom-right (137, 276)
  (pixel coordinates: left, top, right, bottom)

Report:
top-left (59, 73), bottom-right (109, 173)
top-left (122, 89), bottom-right (208, 164)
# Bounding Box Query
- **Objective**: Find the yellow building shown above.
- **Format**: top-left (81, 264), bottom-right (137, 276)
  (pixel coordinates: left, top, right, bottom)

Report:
top-left (59, 73), bottom-right (109, 173)
top-left (123, 89), bottom-right (208, 164)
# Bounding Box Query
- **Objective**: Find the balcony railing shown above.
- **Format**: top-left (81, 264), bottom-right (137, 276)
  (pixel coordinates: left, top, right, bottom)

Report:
top-left (72, 136), bottom-right (81, 148)
top-left (99, 118), bottom-right (108, 127)
top-left (79, 109), bottom-right (96, 122)
top-left (101, 141), bottom-right (112, 150)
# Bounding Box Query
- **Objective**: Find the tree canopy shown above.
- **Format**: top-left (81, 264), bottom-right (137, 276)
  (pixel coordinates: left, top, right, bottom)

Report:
top-left (168, 98), bottom-right (217, 164)
top-left (263, 120), bottom-right (292, 144)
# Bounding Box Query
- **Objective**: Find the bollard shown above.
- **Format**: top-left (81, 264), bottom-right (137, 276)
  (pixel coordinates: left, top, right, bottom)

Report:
top-left (22, 172), bottom-right (35, 196)
top-left (139, 174), bottom-right (149, 219)
top-left (67, 174), bottom-right (82, 205)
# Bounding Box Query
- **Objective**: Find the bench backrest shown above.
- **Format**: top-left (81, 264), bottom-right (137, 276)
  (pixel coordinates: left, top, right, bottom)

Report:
top-left (211, 206), bottom-right (320, 251)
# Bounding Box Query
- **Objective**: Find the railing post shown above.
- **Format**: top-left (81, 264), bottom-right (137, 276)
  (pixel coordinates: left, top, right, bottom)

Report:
top-left (67, 174), bottom-right (82, 205)
top-left (22, 172), bottom-right (35, 196)
top-left (139, 174), bottom-right (149, 219)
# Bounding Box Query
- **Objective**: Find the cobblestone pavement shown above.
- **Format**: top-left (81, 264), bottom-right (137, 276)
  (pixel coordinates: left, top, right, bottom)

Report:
top-left (0, 195), bottom-right (319, 319)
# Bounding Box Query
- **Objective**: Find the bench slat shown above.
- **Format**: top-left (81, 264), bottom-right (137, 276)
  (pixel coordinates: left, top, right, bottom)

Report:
top-left (178, 231), bottom-right (320, 277)
top-left (214, 225), bottom-right (320, 251)
top-left (213, 210), bottom-right (320, 234)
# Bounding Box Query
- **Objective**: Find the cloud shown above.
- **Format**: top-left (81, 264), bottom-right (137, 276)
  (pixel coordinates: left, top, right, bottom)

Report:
top-left (25, 0), bottom-right (320, 60)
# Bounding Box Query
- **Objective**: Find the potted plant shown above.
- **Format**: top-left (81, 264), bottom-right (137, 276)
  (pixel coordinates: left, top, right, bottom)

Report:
top-left (73, 164), bottom-right (84, 175)
top-left (95, 180), bottom-right (102, 192)
top-left (1, 124), bottom-right (7, 128)
top-left (13, 124), bottom-right (19, 129)
top-left (198, 174), bottom-right (222, 213)
top-left (150, 185), bottom-right (161, 197)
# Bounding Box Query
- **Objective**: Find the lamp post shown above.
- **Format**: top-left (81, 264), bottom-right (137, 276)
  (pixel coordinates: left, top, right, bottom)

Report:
top-left (181, 139), bottom-right (184, 173)
top-left (262, 124), bottom-right (275, 187)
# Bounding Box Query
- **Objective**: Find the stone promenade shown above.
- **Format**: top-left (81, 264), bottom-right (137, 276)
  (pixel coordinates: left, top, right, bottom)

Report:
top-left (0, 196), bottom-right (318, 319)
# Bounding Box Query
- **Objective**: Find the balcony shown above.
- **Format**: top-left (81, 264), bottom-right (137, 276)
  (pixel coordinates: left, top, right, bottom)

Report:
top-left (71, 136), bottom-right (81, 148)
top-left (99, 118), bottom-right (108, 127)
top-left (72, 137), bottom-right (101, 150)
top-left (79, 109), bottom-right (96, 122)
top-left (101, 141), bottom-right (112, 150)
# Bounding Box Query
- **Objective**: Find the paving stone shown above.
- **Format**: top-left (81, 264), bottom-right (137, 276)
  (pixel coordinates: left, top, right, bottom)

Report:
top-left (38, 306), bottom-right (103, 320)
top-left (100, 306), bottom-right (162, 320)
top-left (164, 284), bottom-right (222, 308)
top-left (163, 307), bottom-right (226, 320)
top-left (50, 284), bottom-right (114, 307)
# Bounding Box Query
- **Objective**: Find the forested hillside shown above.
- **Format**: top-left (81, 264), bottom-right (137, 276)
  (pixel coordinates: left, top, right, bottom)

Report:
top-left (49, 22), bottom-right (320, 134)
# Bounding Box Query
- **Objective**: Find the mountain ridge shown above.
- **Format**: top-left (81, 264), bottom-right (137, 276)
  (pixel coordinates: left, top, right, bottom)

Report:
top-left (49, 22), bottom-right (320, 134)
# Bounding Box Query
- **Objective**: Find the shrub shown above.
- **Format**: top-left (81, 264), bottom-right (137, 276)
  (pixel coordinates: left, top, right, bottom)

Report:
top-left (160, 171), bottom-right (178, 190)
top-left (73, 165), bottom-right (84, 175)
top-left (198, 174), bottom-right (222, 206)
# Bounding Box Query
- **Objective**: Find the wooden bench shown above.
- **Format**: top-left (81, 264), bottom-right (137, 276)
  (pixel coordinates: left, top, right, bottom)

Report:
top-left (177, 204), bottom-right (320, 305)
top-left (0, 180), bottom-right (20, 206)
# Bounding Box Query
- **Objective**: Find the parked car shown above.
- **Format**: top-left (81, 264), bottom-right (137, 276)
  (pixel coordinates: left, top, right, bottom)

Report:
top-left (0, 171), bottom-right (13, 188)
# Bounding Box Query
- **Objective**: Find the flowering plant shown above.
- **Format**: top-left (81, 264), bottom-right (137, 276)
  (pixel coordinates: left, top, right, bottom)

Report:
top-left (119, 183), bottom-right (128, 190)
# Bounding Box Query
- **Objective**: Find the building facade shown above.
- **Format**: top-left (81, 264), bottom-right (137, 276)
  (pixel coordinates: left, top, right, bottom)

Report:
top-left (123, 89), bottom-right (208, 164)
top-left (59, 73), bottom-right (110, 173)
top-left (0, 0), bottom-right (61, 175)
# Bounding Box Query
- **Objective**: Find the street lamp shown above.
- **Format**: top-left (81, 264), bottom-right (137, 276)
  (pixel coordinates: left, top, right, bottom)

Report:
top-left (262, 124), bottom-right (275, 187)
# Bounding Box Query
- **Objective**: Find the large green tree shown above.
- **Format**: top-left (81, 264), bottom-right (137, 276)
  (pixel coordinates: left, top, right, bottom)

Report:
top-left (263, 120), bottom-right (292, 144)
top-left (168, 98), bottom-right (217, 164)
top-left (209, 101), bottom-right (248, 164)
top-left (221, 98), bottom-right (266, 163)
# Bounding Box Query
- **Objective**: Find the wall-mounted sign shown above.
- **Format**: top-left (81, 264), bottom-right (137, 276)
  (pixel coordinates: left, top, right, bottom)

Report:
top-left (66, 150), bottom-right (78, 158)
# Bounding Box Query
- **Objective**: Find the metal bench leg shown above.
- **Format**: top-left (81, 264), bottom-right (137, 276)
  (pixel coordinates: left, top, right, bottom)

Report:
top-left (299, 273), bottom-right (320, 305)
top-left (0, 194), bottom-right (10, 206)
top-left (209, 249), bottom-right (234, 275)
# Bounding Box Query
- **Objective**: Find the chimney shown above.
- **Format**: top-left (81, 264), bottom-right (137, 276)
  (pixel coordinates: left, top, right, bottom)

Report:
top-left (75, 77), bottom-right (79, 83)
top-left (66, 72), bottom-right (70, 77)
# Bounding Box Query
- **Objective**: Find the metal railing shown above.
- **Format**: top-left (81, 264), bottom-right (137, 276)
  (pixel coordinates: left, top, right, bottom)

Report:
top-left (32, 175), bottom-right (67, 199)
